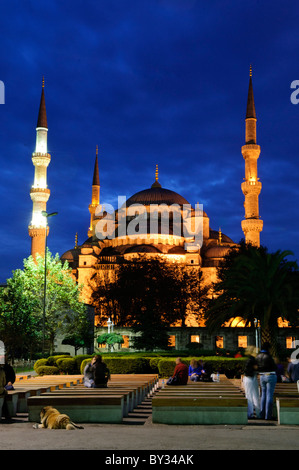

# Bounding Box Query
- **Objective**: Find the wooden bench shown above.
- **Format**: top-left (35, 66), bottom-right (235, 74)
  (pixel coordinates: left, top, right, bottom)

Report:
top-left (0, 396), bottom-right (5, 419)
top-left (276, 398), bottom-right (299, 425)
top-left (152, 396), bottom-right (248, 425)
top-left (40, 389), bottom-right (134, 416)
top-left (27, 394), bottom-right (125, 423)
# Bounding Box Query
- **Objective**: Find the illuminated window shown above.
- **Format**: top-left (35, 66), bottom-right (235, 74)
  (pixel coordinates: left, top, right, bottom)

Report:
top-left (121, 335), bottom-right (130, 348)
top-left (286, 337), bottom-right (296, 349)
top-left (238, 336), bottom-right (248, 348)
top-left (216, 336), bottom-right (223, 349)
top-left (168, 335), bottom-right (176, 347)
top-left (191, 335), bottom-right (200, 343)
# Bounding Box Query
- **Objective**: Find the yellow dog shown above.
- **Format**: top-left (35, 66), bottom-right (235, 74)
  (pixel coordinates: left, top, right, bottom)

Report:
top-left (33, 406), bottom-right (84, 430)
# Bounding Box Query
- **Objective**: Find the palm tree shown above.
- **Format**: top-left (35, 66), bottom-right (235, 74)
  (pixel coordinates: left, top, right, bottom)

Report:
top-left (204, 242), bottom-right (299, 356)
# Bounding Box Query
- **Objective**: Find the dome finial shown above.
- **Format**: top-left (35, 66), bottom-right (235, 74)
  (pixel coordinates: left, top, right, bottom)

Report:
top-left (151, 163), bottom-right (162, 188)
top-left (75, 232), bottom-right (78, 249)
top-left (218, 227), bottom-right (222, 245)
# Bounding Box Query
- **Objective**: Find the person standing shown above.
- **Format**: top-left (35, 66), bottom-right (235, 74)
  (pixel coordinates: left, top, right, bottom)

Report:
top-left (243, 346), bottom-right (260, 419)
top-left (256, 342), bottom-right (277, 420)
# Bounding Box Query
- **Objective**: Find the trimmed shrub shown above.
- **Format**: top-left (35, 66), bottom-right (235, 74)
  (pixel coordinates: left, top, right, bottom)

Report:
top-left (74, 355), bottom-right (93, 372)
top-left (35, 365), bottom-right (59, 376)
top-left (47, 355), bottom-right (70, 366)
top-left (33, 358), bottom-right (49, 373)
top-left (149, 357), bottom-right (162, 372)
top-left (56, 357), bottom-right (77, 374)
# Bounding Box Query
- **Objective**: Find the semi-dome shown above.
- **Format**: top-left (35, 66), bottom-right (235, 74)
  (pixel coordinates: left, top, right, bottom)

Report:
top-left (124, 244), bottom-right (162, 254)
top-left (205, 245), bottom-right (232, 259)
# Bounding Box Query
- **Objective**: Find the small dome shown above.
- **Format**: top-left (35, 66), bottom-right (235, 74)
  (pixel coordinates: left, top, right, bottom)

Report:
top-left (205, 245), bottom-right (231, 259)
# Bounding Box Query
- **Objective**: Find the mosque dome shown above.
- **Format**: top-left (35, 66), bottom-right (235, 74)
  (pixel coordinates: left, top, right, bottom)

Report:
top-left (126, 185), bottom-right (191, 208)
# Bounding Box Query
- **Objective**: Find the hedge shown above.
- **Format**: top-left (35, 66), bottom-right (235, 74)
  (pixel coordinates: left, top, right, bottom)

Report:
top-left (157, 357), bottom-right (246, 378)
top-left (80, 357), bottom-right (153, 375)
top-left (34, 354), bottom-right (247, 378)
top-left (55, 357), bottom-right (77, 374)
top-left (35, 365), bottom-right (59, 375)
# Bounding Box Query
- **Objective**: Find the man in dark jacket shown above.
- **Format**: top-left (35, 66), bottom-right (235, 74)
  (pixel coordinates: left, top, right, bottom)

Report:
top-left (92, 355), bottom-right (110, 388)
top-left (256, 342), bottom-right (277, 420)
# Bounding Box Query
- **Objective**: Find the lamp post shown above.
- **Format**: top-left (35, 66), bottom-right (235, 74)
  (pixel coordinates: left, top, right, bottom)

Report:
top-left (254, 318), bottom-right (260, 350)
top-left (41, 211), bottom-right (58, 355)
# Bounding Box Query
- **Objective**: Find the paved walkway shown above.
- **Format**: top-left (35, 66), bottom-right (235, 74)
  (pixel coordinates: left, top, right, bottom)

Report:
top-left (1, 372), bottom-right (298, 452)
top-left (1, 417), bottom-right (299, 451)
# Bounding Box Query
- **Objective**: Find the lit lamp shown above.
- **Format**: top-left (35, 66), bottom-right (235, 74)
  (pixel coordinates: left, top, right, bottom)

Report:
top-left (41, 211), bottom-right (58, 354)
top-left (107, 317), bottom-right (114, 333)
top-left (253, 318), bottom-right (260, 350)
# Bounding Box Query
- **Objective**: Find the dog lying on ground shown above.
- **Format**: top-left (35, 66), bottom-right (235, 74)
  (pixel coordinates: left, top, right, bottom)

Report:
top-left (33, 406), bottom-right (84, 430)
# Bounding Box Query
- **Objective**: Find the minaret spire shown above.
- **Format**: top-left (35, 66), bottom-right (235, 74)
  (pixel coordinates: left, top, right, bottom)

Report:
top-left (241, 67), bottom-right (263, 246)
top-left (88, 146), bottom-right (101, 237)
top-left (28, 80), bottom-right (51, 260)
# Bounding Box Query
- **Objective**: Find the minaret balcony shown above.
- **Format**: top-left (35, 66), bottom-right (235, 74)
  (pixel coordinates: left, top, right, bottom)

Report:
top-left (241, 144), bottom-right (261, 160)
top-left (241, 218), bottom-right (263, 233)
top-left (30, 187), bottom-right (50, 202)
top-left (241, 180), bottom-right (262, 195)
top-left (32, 153), bottom-right (51, 166)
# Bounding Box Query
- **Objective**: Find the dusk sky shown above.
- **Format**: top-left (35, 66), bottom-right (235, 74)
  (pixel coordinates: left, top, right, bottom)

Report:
top-left (0, 1), bottom-right (299, 282)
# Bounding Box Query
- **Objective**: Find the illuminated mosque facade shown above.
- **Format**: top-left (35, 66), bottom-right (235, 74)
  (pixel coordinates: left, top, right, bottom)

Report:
top-left (29, 70), bottom-right (293, 353)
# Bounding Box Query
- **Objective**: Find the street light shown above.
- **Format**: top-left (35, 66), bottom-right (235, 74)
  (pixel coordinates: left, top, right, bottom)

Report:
top-left (41, 211), bottom-right (58, 355)
top-left (254, 318), bottom-right (260, 350)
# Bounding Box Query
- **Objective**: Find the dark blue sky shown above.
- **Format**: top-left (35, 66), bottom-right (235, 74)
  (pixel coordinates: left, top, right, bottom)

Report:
top-left (0, 0), bottom-right (299, 282)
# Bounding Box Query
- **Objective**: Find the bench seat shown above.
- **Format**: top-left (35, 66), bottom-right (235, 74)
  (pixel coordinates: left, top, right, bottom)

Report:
top-left (276, 398), bottom-right (299, 425)
top-left (40, 390), bottom-right (134, 416)
top-left (27, 394), bottom-right (125, 423)
top-left (152, 396), bottom-right (248, 425)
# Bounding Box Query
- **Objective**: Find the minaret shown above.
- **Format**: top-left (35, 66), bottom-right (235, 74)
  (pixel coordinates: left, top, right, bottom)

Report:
top-left (241, 66), bottom-right (263, 246)
top-left (28, 78), bottom-right (51, 259)
top-left (88, 146), bottom-right (100, 237)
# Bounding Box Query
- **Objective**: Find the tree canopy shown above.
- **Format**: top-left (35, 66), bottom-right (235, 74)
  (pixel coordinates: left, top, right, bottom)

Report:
top-left (204, 242), bottom-right (299, 354)
top-left (91, 256), bottom-right (209, 350)
top-left (0, 250), bottom-right (90, 358)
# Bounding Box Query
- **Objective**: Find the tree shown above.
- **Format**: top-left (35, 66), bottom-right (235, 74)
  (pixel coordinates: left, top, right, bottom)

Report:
top-left (91, 256), bottom-right (209, 350)
top-left (204, 241), bottom-right (299, 356)
top-left (96, 332), bottom-right (124, 351)
top-left (0, 270), bottom-right (40, 361)
top-left (171, 264), bottom-right (209, 327)
top-left (0, 250), bottom-right (89, 356)
top-left (62, 311), bottom-right (94, 355)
